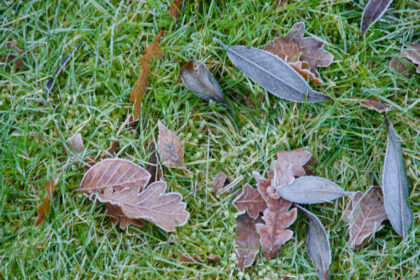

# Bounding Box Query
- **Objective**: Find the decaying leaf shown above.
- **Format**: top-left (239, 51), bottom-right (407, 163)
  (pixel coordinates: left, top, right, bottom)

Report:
top-left (361, 0), bottom-right (393, 35)
top-left (389, 57), bottom-right (409, 74)
top-left (65, 133), bottom-right (84, 155)
top-left (146, 141), bottom-right (162, 183)
top-left (106, 141), bottom-right (120, 156)
top-left (35, 180), bottom-right (56, 226)
top-left (169, 0), bottom-right (183, 20)
top-left (401, 42), bottom-right (420, 73)
top-left (217, 175), bottom-right (243, 195)
top-left (158, 121), bottom-right (185, 169)
top-left (180, 60), bottom-right (226, 103)
top-left (342, 186), bottom-right (387, 247)
top-left (178, 251), bottom-right (221, 264)
top-left (211, 172), bottom-right (227, 191)
top-left (214, 38), bottom-right (330, 103)
top-left (235, 213), bottom-right (263, 270)
top-left (359, 98), bottom-right (393, 113)
top-left (382, 119), bottom-right (412, 238)
top-left (296, 205), bottom-right (331, 280)
top-left (275, 148), bottom-right (312, 177)
top-left (265, 22), bottom-right (333, 82)
top-left (234, 184), bottom-right (267, 219)
top-left (130, 30), bottom-right (163, 118)
top-left (276, 176), bottom-right (345, 204)
top-left (106, 203), bottom-right (145, 229)
top-left (80, 159), bottom-right (189, 232)
top-left (0, 40), bottom-right (24, 69)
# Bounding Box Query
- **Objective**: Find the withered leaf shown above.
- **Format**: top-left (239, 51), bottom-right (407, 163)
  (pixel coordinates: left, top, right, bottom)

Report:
top-left (214, 38), bottom-right (330, 103)
top-left (178, 251), bottom-right (221, 264)
top-left (382, 119), bottom-right (412, 238)
top-left (106, 203), bottom-right (144, 229)
top-left (211, 172), bottom-right (227, 191)
top-left (342, 186), bottom-right (387, 247)
top-left (217, 175), bottom-right (243, 195)
top-left (106, 141), bottom-right (120, 156)
top-left (276, 176), bottom-right (345, 204)
top-left (180, 60), bottom-right (226, 103)
top-left (255, 197), bottom-right (297, 259)
top-left (275, 148), bottom-right (312, 177)
top-left (361, 0), bottom-right (393, 35)
top-left (169, 0), bottom-right (183, 20)
top-left (35, 180), bottom-right (56, 226)
top-left (130, 30), bottom-right (163, 118)
top-left (158, 121), bottom-right (185, 169)
top-left (389, 57), bottom-right (409, 74)
top-left (0, 40), bottom-right (24, 69)
top-left (146, 141), bottom-right (162, 183)
top-left (401, 42), bottom-right (420, 73)
top-left (234, 184), bottom-right (267, 219)
top-left (65, 133), bottom-right (84, 155)
top-left (296, 205), bottom-right (331, 280)
top-left (235, 213), bottom-right (263, 270)
top-left (359, 97), bottom-right (392, 113)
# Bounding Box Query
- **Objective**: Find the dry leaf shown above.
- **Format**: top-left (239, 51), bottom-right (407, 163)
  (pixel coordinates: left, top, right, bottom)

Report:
top-left (389, 57), bottom-right (409, 74)
top-left (146, 141), bottom-right (162, 183)
top-left (361, 0), bottom-right (393, 35)
top-left (217, 175), bottom-right (243, 195)
top-left (65, 133), bottom-right (84, 155)
top-left (158, 121), bottom-right (185, 169)
top-left (359, 98), bottom-right (392, 113)
top-left (180, 60), bottom-right (226, 103)
top-left (130, 30), bottom-right (163, 118)
top-left (170, 0), bottom-right (183, 20)
top-left (342, 186), bottom-right (387, 247)
top-left (178, 251), bottom-right (221, 264)
top-left (106, 203), bottom-right (144, 229)
top-left (235, 213), bottom-right (263, 270)
top-left (35, 180), bottom-right (56, 226)
top-left (401, 42), bottom-right (420, 73)
top-left (275, 148), bottom-right (312, 177)
top-left (211, 172), bottom-right (227, 191)
top-left (234, 184), bottom-right (267, 219)
top-left (0, 40), bottom-right (24, 69)
top-left (106, 141), bottom-right (120, 156)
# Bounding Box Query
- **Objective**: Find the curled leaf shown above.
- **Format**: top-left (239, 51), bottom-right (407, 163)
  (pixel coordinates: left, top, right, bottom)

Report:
top-left (359, 98), bottom-right (392, 113)
top-left (235, 213), bottom-right (263, 270)
top-left (361, 0), bottom-right (393, 35)
top-left (296, 205), bottom-right (331, 280)
top-left (234, 184), bottom-right (267, 219)
top-left (342, 186), bottom-right (387, 247)
top-left (146, 141), bottom-right (162, 183)
top-left (180, 60), bottom-right (226, 103)
top-left (158, 121), bottom-right (185, 169)
top-left (276, 176), bottom-right (345, 204)
top-left (35, 180), bottom-right (56, 226)
top-left (214, 38), bottom-right (330, 103)
top-left (382, 119), bottom-right (412, 238)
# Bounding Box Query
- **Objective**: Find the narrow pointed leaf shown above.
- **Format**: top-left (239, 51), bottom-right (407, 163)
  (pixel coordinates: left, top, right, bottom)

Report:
top-left (361, 0), bottom-right (393, 35)
top-left (296, 205), bottom-right (331, 280)
top-left (214, 38), bottom-right (330, 103)
top-left (382, 119), bottom-right (412, 238)
top-left (276, 176), bottom-right (345, 204)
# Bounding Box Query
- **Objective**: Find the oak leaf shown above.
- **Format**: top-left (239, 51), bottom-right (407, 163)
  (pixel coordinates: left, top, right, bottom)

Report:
top-left (106, 203), bottom-right (144, 229)
top-left (342, 186), bottom-right (387, 247)
top-left (158, 121), bottom-right (186, 169)
top-left (130, 30), bottom-right (163, 118)
top-left (235, 213), bottom-right (263, 270)
top-left (234, 184), bottom-right (267, 219)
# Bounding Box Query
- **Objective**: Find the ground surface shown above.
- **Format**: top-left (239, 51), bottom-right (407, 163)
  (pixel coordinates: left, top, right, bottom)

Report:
top-left (0, 0), bottom-right (419, 279)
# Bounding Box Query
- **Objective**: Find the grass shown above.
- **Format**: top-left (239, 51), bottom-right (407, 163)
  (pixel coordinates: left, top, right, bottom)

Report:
top-left (0, 0), bottom-right (419, 279)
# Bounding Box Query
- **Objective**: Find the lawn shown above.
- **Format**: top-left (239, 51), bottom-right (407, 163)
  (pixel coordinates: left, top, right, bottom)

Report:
top-left (0, 0), bottom-right (419, 279)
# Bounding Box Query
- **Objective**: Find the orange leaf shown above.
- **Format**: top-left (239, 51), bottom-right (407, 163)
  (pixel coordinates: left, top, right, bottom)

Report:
top-left (169, 0), bottom-right (183, 20)
top-left (35, 180), bottom-right (56, 226)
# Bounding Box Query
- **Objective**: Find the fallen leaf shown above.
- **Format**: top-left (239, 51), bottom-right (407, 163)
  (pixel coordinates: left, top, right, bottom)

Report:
top-left (158, 121), bottom-right (185, 169)
top-left (178, 251), bottom-right (221, 264)
top-left (401, 42), bottom-right (420, 73)
top-left (130, 30), bottom-right (163, 118)
top-left (106, 203), bottom-right (144, 229)
top-left (214, 38), bottom-right (330, 103)
top-left (65, 133), bottom-right (84, 155)
top-left (296, 205), bottom-right (331, 280)
top-left (170, 0), bottom-right (183, 20)
top-left (342, 186), bottom-right (387, 247)
top-left (217, 175), bottom-right (243, 195)
top-left (276, 176), bottom-right (345, 204)
top-left (146, 141), bottom-right (162, 183)
top-left (211, 172), bottom-right (227, 191)
top-left (290, 61), bottom-right (323, 85)
top-left (361, 0), bottom-right (393, 35)
top-left (389, 57), bottom-right (409, 74)
top-left (0, 40), bottom-right (24, 69)
top-left (35, 180), bottom-right (56, 226)
top-left (359, 98), bottom-right (392, 113)
top-left (106, 141), bottom-right (120, 156)
top-left (275, 148), bottom-right (312, 177)
top-left (382, 119), bottom-right (412, 238)
top-left (234, 184), bottom-right (267, 219)
top-left (180, 60), bottom-right (226, 103)
top-left (235, 213), bottom-right (263, 270)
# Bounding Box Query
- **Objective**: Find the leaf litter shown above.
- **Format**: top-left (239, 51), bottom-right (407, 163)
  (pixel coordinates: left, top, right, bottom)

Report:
top-left (158, 121), bottom-right (186, 169)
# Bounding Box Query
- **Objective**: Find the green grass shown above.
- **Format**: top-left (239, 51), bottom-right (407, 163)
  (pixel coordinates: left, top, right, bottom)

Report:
top-left (1, 0), bottom-right (419, 279)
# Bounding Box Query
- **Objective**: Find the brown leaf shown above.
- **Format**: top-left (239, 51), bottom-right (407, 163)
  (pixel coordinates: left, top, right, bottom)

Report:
top-left (178, 251), bottom-right (221, 264)
top-left (35, 180), bottom-right (56, 226)
top-left (0, 41), bottom-right (24, 69)
top-left (130, 30), bottom-right (163, 118)
top-left (342, 186), bottom-right (388, 248)
top-left (359, 98), bottom-right (393, 114)
top-left (211, 172), bottom-right (227, 191)
top-left (389, 57), bottom-right (409, 74)
top-left (290, 61), bottom-right (323, 85)
top-left (158, 121), bottom-right (185, 169)
top-left (83, 156), bottom-right (98, 173)
top-left (275, 148), bottom-right (312, 178)
top-left (235, 213), bottom-right (263, 270)
top-left (217, 175), bottom-right (243, 195)
top-left (401, 42), bottom-right (420, 73)
top-left (106, 203), bottom-right (144, 229)
top-left (234, 184), bottom-right (267, 219)
top-left (361, 0), bottom-right (393, 35)
top-left (106, 141), bottom-right (120, 156)
top-left (146, 141), bottom-right (162, 183)
top-left (169, 0), bottom-right (183, 20)
top-left (65, 133), bottom-right (84, 155)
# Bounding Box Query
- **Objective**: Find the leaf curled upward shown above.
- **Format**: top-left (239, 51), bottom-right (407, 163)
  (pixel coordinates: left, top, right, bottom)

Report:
top-left (130, 30), bottom-right (163, 119)
top-left (158, 121), bottom-right (186, 169)
top-left (342, 186), bottom-right (387, 247)
top-left (35, 180), bottom-right (56, 226)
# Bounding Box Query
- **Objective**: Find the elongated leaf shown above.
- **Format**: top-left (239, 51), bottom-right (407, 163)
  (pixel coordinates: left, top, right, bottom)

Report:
top-left (158, 121), bottom-right (186, 169)
top-left (361, 0), bottom-right (393, 35)
top-left (276, 176), bottom-right (345, 204)
top-left (296, 205), bottom-right (331, 280)
top-left (180, 60), bottom-right (226, 103)
top-left (214, 38), bottom-right (330, 103)
top-left (235, 213), bottom-right (263, 270)
top-left (382, 119), bottom-right (412, 238)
